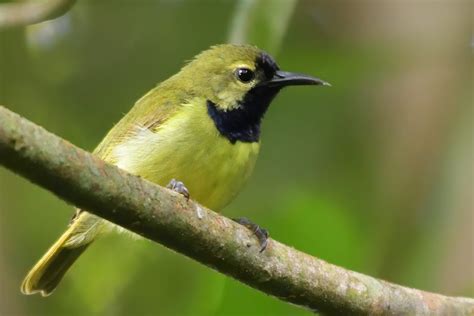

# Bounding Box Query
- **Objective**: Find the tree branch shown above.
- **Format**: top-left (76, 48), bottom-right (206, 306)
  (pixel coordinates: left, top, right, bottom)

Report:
top-left (0, 0), bottom-right (76, 29)
top-left (0, 105), bottom-right (472, 315)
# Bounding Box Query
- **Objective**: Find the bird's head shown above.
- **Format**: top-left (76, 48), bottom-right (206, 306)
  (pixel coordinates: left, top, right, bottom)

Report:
top-left (180, 44), bottom-right (328, 111)
top-left (176, 44), bottom-right (329, 143)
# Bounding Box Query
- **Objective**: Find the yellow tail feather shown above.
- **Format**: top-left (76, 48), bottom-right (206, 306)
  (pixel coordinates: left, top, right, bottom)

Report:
top-left (21, 225), bottom-right (91, 297)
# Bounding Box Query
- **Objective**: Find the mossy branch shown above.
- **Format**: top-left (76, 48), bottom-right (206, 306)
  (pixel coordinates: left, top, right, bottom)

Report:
top-left (0, 0), bottom-right (76, 29)
top-left (0, 105), bottom-right (473, 315)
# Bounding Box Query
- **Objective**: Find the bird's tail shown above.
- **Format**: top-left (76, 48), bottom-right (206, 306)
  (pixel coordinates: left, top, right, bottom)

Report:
top-left (21, 213), bottom-right (102, 296)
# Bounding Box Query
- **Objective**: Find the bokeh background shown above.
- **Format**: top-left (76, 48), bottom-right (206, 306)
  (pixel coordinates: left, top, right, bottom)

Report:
top-left (0, 0), bottom-right (472, 315)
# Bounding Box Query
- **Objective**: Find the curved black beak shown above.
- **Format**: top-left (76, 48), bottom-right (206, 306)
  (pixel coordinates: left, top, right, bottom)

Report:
top-left (263, 70), bottom-right (330, 88)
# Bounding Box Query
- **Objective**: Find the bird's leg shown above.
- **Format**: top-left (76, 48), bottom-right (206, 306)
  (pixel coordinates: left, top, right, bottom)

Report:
top-left (232, 217), bottom-right (269, 252)
top-left (166, 178), bottom-right (190, 200)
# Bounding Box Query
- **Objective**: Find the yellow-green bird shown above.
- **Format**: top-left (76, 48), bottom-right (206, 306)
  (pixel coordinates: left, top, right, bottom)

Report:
top-left (21, 44), bottom-right (328, 296)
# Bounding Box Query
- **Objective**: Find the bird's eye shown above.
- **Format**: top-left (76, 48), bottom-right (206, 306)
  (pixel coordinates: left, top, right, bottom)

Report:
top-left (235, 68), bottom-right (255, 83)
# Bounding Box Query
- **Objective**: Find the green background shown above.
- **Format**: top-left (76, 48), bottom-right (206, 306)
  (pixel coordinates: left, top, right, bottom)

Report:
top-left (0, 0), bottom-right (472, 315)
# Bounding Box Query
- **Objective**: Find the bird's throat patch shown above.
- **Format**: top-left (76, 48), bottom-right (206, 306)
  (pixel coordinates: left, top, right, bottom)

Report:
top-left (207, 100), bottom-right (261, 144)
top-left (206, 86), bottom-right (279, 144)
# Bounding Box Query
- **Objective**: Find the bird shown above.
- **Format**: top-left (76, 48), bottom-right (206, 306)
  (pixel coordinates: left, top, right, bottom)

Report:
top-left (21, 44), bottom-right (328, 296)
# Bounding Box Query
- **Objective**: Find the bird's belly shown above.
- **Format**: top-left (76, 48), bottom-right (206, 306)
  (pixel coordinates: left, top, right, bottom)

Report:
top-left (113, 106), bottom-right (260, 211)
top-left (157, 140), bottom-right (259, 210)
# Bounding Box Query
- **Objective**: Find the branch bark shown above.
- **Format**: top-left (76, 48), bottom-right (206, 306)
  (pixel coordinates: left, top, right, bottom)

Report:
top-left (0, 0), bottom-right (76, 29)
top-left (0, 105), bottom-right (472, 315)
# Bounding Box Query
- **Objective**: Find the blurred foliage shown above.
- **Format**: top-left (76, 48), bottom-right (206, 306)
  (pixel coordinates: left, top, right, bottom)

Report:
top-left (0, 0), bottom-right (472, 315)
top-left (228, 0), bottom-right (297, 54)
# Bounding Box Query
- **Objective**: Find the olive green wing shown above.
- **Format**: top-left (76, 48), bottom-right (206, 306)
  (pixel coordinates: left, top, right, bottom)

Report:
top-left (93, 81), bottom-right (186, 164)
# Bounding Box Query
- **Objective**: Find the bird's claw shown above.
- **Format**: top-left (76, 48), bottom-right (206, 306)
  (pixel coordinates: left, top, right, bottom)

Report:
top-left (233, 217), bottom-right (269, 252)
top-left (166, 178), bottom-right (190, 200)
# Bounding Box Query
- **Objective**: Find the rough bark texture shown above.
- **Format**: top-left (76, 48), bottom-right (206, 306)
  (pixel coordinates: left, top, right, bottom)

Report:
top-left (0, 105), bottom-right (473, 315)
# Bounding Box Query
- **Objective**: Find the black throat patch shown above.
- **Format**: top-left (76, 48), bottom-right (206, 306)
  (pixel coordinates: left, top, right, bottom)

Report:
top-left (207, 86), bottom-right (279, 144)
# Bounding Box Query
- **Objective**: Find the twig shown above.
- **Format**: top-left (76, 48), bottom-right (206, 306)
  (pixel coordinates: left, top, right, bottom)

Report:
top-left (0, 105), bottom-right (472, 315)
top-left (0, 0), bottom-right (76, 29)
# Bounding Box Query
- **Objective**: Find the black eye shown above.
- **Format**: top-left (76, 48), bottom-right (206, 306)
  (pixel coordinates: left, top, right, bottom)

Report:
top-left (235, 68), bottom-right (255, 83)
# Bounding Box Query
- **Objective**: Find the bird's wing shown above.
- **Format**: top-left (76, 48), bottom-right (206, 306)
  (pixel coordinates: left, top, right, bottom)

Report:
top-left (93, 82), bottom-right (186, 164)
top-left (69, 82), bottom-right (187, 224)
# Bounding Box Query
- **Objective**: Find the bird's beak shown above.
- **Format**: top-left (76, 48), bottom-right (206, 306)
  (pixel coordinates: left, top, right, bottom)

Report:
top-left (263, 70), bottom-right (330, 88)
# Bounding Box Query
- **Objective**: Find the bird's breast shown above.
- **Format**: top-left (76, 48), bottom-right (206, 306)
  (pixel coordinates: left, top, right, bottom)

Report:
top-left (113, 99), bottom-right (260, 210)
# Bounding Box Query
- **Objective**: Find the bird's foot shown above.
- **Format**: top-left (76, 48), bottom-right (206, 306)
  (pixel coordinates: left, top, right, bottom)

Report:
top-left (233, 217), bottom-right (269, 252)
top-left (166, 179), bottom-right (190, 200)
top-left (69, 208), bottom-right (81, 225)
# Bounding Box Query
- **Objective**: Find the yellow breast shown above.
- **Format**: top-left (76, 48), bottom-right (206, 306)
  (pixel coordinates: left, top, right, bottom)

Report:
top-left (112, 98), bottom-right (260, 210)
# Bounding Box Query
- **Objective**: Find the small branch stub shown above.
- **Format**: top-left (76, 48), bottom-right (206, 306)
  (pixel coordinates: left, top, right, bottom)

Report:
top-left (0, 0), bottom-right (76, 29)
